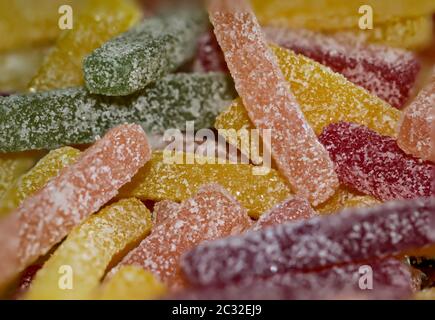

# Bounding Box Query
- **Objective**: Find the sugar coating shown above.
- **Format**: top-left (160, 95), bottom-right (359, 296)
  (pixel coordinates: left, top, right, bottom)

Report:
top-left (153, 200), bottom-right (180, 226)
top-left (265, 27), bottom-right (420, 109)
top-left (29, 0), bottom-right (141, 92)
top-left (193, 30), bottom-right (229, 73)
top-left (181, 197), bottom-right (435, 286)
top-left (0, 147), bottom-right (81, 217)
top-left (319, 122), bottom-right (434, 201)
top-left (397, 70), bottom-right (435, 162)
top-left (209, 0), bottom-right (338, 206)
top-left (118, 151), bottom-right (291, 219)
top-left (0, 153), bottom-right (37, 198)
top-left (25, 198), bottom-right (152, 300)
top-left (176, 258), bottom-right (413, 300)
top-left (0, 124), bottom-right (151, 291)
top-left (253, 196), bottom-right (315, 230)
top-left (0, 73), bottom-right (235, 152)
top-left (84, 8), bottom-right (207, 95)
top-left (112, 184), bottom-right (252, 288)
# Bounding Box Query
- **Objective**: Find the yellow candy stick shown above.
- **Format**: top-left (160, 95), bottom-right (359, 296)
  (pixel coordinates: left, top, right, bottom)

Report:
top-left (251, 0), bottom-right (435, 31)
top-left (119, 152), bottom-right (291, 219)
top-left (98, 266), bottom-right (166, 300)
top-left (29, 0), bottom-right (141, 91)
top-left (25, 198), bottom-right (152, 300)
top-left (215, 46), bottom-right (400, 162)
top-left (0, 147), bottom-right (80, 217)
top-left (415, 289), bottom-right (435, 300)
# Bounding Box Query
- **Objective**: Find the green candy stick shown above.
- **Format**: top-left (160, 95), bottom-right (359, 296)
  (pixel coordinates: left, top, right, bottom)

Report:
top-left (83, 9), bottom-right (207, 96)
top-left (0, 73), bottom-right (235, 152)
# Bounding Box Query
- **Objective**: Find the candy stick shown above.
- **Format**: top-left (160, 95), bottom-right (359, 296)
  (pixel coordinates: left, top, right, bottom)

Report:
top-left (193, 30), bottom-right (228, 73)
top-left (209, 0), bottom-right (338, 206)
top-left (0, 73), bottom-right (235, 152)
top-left (84, 8), bottom-right (207, 95)
top-left (0, 124), bottom-right (151, 292)
top-left (112, 184), bottom-right (252, 288)
top-left (153, 200), bottom-right (180, 225)
top-left (397, 70), bottom-right (435, 163)
top-left (0, 153), bottom-right (38, 198)
top-left (181, 197), bottom-right (435, 286)
top-left (0, 147), bottom-right (81, 217)
top-left (319, 122), bottom-right (434, 201)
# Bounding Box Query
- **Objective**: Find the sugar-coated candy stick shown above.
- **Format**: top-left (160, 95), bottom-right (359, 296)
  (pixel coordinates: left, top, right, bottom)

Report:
top-left (0, 73), bottom-right (235, 152)
top-left (84, 8), bottom-right (207, 96)
top-left (209, 0), bottom-right (338, 206)
top-left (25, 198), bottom-right (152, 300)
top-left (29, 0), bottom-right (141, 92)
top-left (98, 266), bottom-right (166, 300)
top-left (118, 152), bottom-right (291, 219)
top-left (175, 259), bottom-right (414, 300)
top-left (0, 147), bottom-right (81, 217)
top-left (415, 288), bottom-right (435, 300)
top-left (253, 197), bottom-right (315, 231)
top-left (193, 30), bottom-right (228, 73)
top-left (319, 122), bottom-right (434, 201)
top-left (397, 70), bottom-right (435, 163)
top-left (11, 264), bottom-right (42, 299)
top-left (153, 200), bottom-right (180, 225)
top-left (265, 27), bottom-right (420, 109)
top-left (0, 124), bottom-right (151, 292)
top-left (181, 197), bottom-right (435, 286)
top-left (112, 184), bottom-right (252, 287)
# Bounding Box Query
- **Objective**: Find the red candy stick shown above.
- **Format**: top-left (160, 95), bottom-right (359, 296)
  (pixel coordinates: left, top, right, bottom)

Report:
top-left (193, 30), bottom-right (229, 73)
top-left (0, 124), bottom-right (151, 291)
top-left (208, 0), bottom-right (338, 206)
top-left (181, 197), bottom-right (435, 286)
top-left (253, 196), bottom-right (315, 230)
top-left (265, 27), bottom-right (420, 109)
top-left (319, 122), bottom-right (434, 201)
top-left (111, 184), bottom-right (252, 288)
top-left (397, 70), bottom-right (435, 162)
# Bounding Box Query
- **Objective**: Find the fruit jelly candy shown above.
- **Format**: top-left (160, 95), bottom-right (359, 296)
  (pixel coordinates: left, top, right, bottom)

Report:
top-left (265, 27), bottom-right (420, 109)
top-left (83, 8), bottom-right (207, 96)
top-left (214, 45), bottom-right (401, 163)
top-left (397, 70), bottom-right (435, 163)
top-left (25, 198), bottom-right (152, 300)
top-left (175, 258), bottom-right (413, 300)
top-left (193, 30), bottom-right (229, 73)
top-left (153, 200), bottom-right (180, 225)
top-left (0, 73), bottom-right (235, 152)
top-left (209, 0), bottom-right (338, 206)
top-left (112, 184), bottom-right (252, 287)
top-left (0, 153), bottom-right (38, 198)
top-left (118, 151), bottom-right (291, 219)
top-left (0, 47), bottom-right (48, 93)
top-left (0, 124), bottom-right (151, 292)
top-left (415, 288), bottom-right (435, 300)
top-left (315, 186), bottom-right (381, 215)
top-left (319, 122), bottom-right (434, 201)
top-left (0, 147), bottom-right (81, 218)
top-left (250, 0), bottom-right (435, 32)
top-left (29, 0), bottom-right (141, 92)
top-left (181, 197), bottom-right (435, 286)
top-left (0, 0), bottom-right (78, 52)
top-left (253, 196), bottom-right (315, 231)
top-left (98, 266), bottom-right (166, 300)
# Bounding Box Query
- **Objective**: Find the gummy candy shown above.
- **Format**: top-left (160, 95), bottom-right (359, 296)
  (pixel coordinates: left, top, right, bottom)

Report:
top-left (253, 196), bottom-right (315, 230)
top-left (0, 147), bottom-right (81, 217)
top-left (112, 184), bottom-right (252, 287)
top-left (265, 27), bottom-right (420, 109)
top-left (0, 124), bottom-right (151, 291)
top-left (0, 153), bottom-right (38, 198)
top-left (0, 73), bottom-right (235, 152)
top-left (153, 200), bottom-right (180, 225)
top-left (319, 122), bottom-right (434, 201)
top-left (29, 0), bottom-right (141, 92)
top-left (209, 0), bottom-right (338, 206)
top-left (83, 8), bottom-right (207, 95)
top-left (397, 70), bottom-right (435, 163)
top-left (181, 197), bottom-right (435, 286)
top-left (98, 266), bottom-right (166, 300)
top-left (193, 30), bottom-right (228, 73)
top-left (25, 198), bottom-right (152, 300)
top-left (118, 152), bottom-right (291, 219)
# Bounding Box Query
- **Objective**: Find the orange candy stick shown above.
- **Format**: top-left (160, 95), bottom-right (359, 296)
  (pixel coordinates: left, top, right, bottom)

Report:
top-left (153, 200), bottom-right (180, 226)
top-left (208, 0), bottom-right (338, 206)
top-left (111, 184), bottom-right (252, 287)
top-left (0, 124), bottom-right (151, 292)
top-left (253, 196), bottom-right (316, 231)
top-left (397, 70), bottom-right (435, 162)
